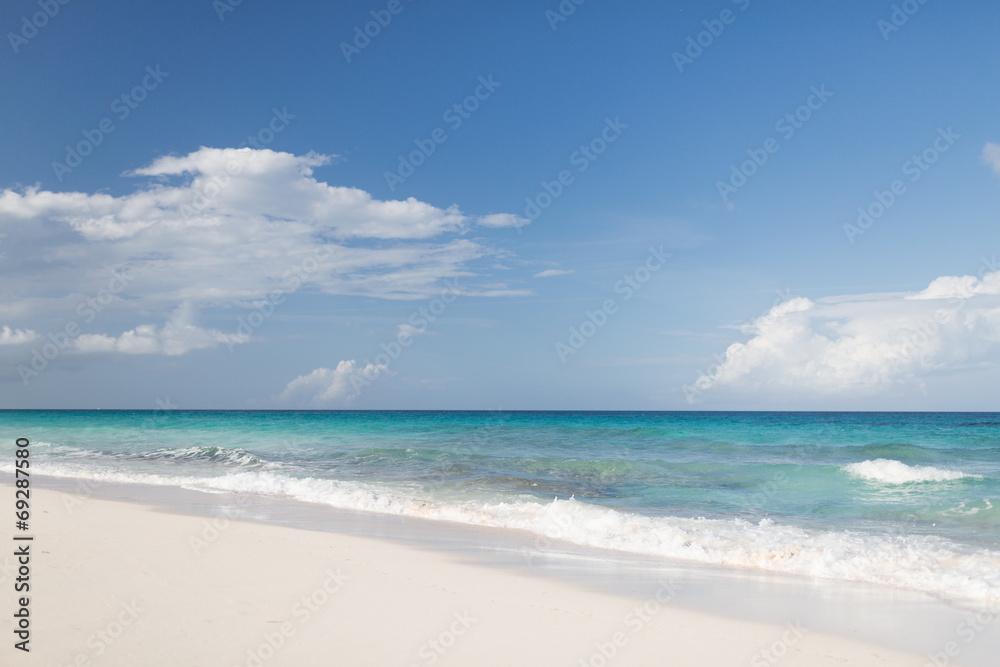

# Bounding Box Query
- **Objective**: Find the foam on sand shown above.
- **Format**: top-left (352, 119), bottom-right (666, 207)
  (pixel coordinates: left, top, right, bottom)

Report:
top-left (10, 462), bottom-right (1000, 611)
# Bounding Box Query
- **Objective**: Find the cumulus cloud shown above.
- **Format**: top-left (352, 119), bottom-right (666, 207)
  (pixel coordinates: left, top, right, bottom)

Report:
top-left (0, 326), bottom-right (37, 346)
top-left (0, 148), bottom-right (529, 365)
top-left (123, 148), bottom-right (466, 240)
top-left (688, 267), bottom-right (1000, 399)
top-left (983, 142), bottom-right (1000, 176)
top-left (280, 360), bottom-right (388, 405)
top-left (533, 268), bottom-right (575, 278)
top-left (71, 302), bottom-right (242, 356)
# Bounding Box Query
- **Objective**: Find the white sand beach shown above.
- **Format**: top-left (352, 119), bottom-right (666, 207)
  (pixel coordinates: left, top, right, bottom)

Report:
top-left (0, 483), bottom-right (944, 666)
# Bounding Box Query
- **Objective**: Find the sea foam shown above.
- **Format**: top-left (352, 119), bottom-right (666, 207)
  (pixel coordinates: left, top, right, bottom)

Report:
top-left (843, 458), bottom-right (980, 484)
top-left (7, 461), bottom-right (1000, 611)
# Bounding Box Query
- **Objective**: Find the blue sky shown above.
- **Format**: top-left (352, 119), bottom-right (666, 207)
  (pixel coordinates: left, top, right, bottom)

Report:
top-left (2, 0), bottom-right (1000, 410)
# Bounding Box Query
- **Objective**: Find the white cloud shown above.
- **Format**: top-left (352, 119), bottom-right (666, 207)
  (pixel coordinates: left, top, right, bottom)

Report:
top-left (477, 213), bottom-right (530, 229)
top-left (0, 326), bottom-right (37, 346)
top-left (396, 323), bottom-right (427, 339)
top-left (910, 271), bottom-right (1000, 300)
top-left (124, 148), bottom-right (465, 240)
top-left (71, 302), bottom-right (242, 356)
top-left (983, 142), bottom-right (1000, 176)
top-left (691, 269), bottom-right (1000, 398)
top-left (533, 268), bottom-right (575, 278)
top-left (280, 360), bottom-right (388, 405)
top-left (0, 148), bottom-right (529, 361)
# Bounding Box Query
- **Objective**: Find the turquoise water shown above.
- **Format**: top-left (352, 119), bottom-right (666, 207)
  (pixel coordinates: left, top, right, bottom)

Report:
top-left (3, 411), bottom-right (999, 608)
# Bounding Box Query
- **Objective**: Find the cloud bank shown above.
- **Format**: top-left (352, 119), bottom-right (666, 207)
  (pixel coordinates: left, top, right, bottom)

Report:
top-left (0, 147), bottom-right (529, 367)
top-left (688, 266), bottom-right (1000, 400)
top-left (280, 360), bottom-right (388, 406)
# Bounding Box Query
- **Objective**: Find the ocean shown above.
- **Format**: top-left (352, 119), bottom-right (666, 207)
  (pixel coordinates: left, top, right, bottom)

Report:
top-left (3, 410), bottom-right (999, 610)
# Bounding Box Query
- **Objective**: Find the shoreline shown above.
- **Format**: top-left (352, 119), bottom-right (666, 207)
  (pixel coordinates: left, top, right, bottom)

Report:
top-left (3, 476), bottom-right (997, 665)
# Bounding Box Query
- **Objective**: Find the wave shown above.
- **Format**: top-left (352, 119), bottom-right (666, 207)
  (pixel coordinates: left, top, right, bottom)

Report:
top-left (6, 462), bottom-right (1000, 610)
top-left (843, 459), bottom-right (982, 484)
top-left (28, 442), bottom-right (276, 469)
top-left (129, 446), bottom-right (273, 467)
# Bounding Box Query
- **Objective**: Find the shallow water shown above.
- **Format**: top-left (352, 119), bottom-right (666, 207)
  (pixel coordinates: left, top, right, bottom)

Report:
top-left (3, 410), bottom-right (999, 609)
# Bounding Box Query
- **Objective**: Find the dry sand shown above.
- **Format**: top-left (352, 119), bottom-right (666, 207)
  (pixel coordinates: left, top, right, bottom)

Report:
top-left (0, 485), bottom-right (934, 666)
